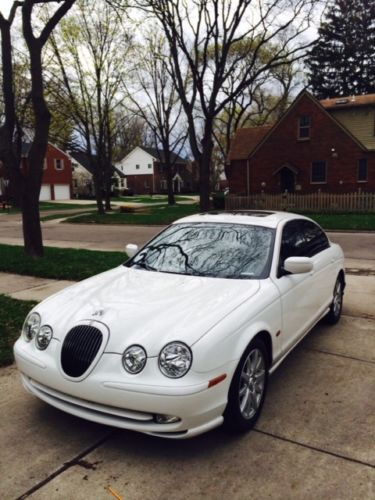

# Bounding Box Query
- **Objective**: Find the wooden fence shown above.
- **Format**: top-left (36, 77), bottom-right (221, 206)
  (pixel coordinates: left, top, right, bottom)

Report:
top-left (225, 192), bottom-right (375, 213)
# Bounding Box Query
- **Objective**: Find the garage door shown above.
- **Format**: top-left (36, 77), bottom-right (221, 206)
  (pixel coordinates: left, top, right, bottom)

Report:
top-left (54, 184), bottom-right (70, 200)
top-left (39, 184), bottom-right (51, 201)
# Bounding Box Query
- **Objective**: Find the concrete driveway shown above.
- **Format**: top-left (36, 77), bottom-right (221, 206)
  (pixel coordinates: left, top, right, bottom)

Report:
top-left (1, 279), bottom-right (374, 499)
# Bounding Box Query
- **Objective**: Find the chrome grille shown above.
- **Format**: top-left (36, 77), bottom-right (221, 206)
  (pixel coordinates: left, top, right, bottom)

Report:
top-left (61, 325), bottom-right (103, 377)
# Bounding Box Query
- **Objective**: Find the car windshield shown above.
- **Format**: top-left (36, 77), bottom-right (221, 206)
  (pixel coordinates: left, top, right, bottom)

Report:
top-left (127, 222), bottom-right (275, 279)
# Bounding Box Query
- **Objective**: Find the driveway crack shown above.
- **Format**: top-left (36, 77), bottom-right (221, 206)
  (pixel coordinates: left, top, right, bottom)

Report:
top-left (16, 431), bottom-right (115, 500)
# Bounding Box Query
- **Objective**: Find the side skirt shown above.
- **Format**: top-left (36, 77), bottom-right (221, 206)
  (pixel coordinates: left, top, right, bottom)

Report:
top-left (269, 307), bottom-right (330, 375)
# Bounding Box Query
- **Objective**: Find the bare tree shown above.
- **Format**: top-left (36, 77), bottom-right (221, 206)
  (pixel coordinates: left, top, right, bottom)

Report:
top-left (48, 0), bottom-right (131, 213)
top-left (124, 32), bottom-right (187, 205)
top-left (0, 0), bottom-right (76, 258)
top-left (213, 54), bottom-right (303, 177)
top-left (0, 2), bottom-right (23, 210)
top-left (131, 0), bottom-right (317, 211)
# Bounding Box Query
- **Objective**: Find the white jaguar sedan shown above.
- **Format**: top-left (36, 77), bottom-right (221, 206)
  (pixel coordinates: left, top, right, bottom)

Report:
top-left (14, 211), bottom-right (345, 439)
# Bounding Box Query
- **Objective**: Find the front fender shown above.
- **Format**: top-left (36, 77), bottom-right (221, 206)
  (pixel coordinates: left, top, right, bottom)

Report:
top-left (192, 280), bottom-right (282, 374)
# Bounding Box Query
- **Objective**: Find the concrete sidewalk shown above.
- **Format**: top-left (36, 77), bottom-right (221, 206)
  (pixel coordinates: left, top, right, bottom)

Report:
top-left (0, 272), bottom-right (76, 302)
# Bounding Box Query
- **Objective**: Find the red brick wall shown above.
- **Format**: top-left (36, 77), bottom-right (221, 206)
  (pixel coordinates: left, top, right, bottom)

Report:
top-left (229, 94), bottom-right (375, 194)
top-left (126, 174), bottom-right (154, 194)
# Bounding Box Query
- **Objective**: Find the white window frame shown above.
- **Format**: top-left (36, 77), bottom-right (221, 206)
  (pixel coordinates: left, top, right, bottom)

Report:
top-left (54, 158), bottom-right (64, 171)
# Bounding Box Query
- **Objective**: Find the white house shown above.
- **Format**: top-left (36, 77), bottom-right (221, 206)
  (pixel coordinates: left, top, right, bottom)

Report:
top-left (115, 146), bottom-right (192, 194)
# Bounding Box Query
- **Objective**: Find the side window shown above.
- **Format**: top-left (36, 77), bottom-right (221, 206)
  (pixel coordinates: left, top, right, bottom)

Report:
top-left (279, 221), bottom-right (306, 265)
top-left (302, 221), bottom-right (330, 257)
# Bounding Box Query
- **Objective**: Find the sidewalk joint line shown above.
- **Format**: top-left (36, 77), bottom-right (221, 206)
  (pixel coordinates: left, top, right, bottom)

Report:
top-left (254, 429), bottom-right (375, 469)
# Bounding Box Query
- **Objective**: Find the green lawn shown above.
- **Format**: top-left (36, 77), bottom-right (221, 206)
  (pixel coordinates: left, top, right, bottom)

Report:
top-left (0, 295), bottom-right (37, 367)
top-left (66, 203), bottom-right (200, 225)
top-left (302, 213), bottom-right (375, 231)
top-left (39, 202), bottom-right (97, 211)
top-left (0, 244), bottom-right (127, 281)
top-left (112, 195), bottom-right (194, 204)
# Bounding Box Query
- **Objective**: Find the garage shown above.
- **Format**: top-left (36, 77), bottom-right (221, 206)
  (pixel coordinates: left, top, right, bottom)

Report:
top-left (54, 184), bottom-right (70, 200)
top-left (39, 184), bottom-right (51, 201)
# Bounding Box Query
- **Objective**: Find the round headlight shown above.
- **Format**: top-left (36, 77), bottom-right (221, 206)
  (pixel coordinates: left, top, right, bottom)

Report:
top-left (159, 342), bottom-right (192, 378)
top-left (23, 312), bottom-right (41, 342)
top-left (36, 325), bottom-right (53, 350)
top-left (122, 345), bottom-right (147, 374)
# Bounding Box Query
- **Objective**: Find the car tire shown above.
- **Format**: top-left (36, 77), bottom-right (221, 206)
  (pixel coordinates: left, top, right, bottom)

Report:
top-left (223, 338), bottom-right (269, 433)
top-left (325, 276), bottom-right (344, 325)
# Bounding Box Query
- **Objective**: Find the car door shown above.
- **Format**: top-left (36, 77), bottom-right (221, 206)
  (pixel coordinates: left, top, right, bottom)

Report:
top-left (300, 220), bottom-right (337, 314)
top-left (273, 220), bottom-right (318, 355)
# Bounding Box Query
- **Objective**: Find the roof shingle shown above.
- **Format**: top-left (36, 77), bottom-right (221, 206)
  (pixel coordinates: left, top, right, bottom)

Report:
top-left (227, 125), bottom-right (273, 161)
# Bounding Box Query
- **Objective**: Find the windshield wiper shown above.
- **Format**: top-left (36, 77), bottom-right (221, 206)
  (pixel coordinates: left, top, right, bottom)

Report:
top-left (132, 260), bottom-right (157, 272)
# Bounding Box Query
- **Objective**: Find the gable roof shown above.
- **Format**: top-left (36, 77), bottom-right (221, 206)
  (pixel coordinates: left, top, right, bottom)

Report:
top-left (70, 151), bottom-right (125, 178)
top-left (227, 125), bottom-right (273, 162)
top-left (246, 90), bottom-right (369, 160)
top-left (140, 146), bottom-right (187, 164)
top-left (320, 94), bottom-right (375, 110)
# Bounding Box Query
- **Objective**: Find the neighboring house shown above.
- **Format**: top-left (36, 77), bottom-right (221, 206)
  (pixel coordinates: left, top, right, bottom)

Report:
top-left (69, 151), bottom-right (125, 198)
top-left (116, 146), bottom-right (195, 194)
top-left (0, 142), bottom-right (72, 201)
top-left (227, 90), bottom-right (375, 194)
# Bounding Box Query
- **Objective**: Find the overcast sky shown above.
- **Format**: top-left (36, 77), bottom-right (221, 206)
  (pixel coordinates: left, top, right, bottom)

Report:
top-left (0, 0), bottom-right (14, 17)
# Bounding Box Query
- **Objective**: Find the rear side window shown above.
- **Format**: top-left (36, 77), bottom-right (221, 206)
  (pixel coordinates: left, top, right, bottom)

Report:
top-left (302, 221), bottom-right (330, 257)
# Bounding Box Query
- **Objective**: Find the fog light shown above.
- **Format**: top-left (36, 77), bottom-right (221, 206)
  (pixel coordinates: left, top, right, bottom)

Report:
top-left (154, 414), bottom-right (181, 424)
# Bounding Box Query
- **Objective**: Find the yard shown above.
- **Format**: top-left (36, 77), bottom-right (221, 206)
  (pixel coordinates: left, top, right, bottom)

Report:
top-left (0, 295), bottom-right (37, 366)
top-left (65, 202), bottom-right (199, 225)
top-left (0, 244), bottom-right (127, 281)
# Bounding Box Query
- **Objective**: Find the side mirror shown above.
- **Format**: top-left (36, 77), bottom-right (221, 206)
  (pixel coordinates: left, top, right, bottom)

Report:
top-left (125, 243), bottom-right (138, 258)
top-left (283, 257), bottom-right (313, 275)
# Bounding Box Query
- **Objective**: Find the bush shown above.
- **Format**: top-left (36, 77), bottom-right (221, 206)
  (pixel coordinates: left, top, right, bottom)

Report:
top-left (212, 192), bottom-right (226, 210)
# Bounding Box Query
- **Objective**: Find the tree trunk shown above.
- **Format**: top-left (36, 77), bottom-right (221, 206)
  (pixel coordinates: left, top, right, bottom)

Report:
top-left (164, 149), bottom-right (175, 206)
top-left (92, 166), bottom-right (105, 214)
top-left (0, 14), bottom-right (23, 206)
top-left (23, 41), bottom-right (49, 258)
top-left (22, 184), bottom-right (43, 258)
top-left (199, 132), bottom-right (214, 212)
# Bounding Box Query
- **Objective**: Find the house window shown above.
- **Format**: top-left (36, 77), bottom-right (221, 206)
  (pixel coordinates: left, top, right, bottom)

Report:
top-left (358, 159), bottom-right (368, 182)
top-left (298, 116), bottom-right (311, 140)
top-left (73, 179), bottom-right (78, 188)
top-left (54, 159), bottom-right (64, 170)
top-left (311, 161), bottom-right (326, 183)
top-left (136, 164), bottom-right (140, 169)
top-left (160, 180), bottom-right (167, 190)
top-left (148, 163), bottom-right (152, 169)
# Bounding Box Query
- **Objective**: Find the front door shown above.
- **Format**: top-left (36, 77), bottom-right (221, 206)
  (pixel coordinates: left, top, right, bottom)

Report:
top-left (280, 168), bottom-right (295, 193)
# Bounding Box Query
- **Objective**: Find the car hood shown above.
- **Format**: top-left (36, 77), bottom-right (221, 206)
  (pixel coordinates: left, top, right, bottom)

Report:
top-left (38, 266), bottom-right (260, 356)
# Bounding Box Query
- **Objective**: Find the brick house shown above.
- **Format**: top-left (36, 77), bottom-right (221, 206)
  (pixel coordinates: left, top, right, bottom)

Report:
top-left (115, 146), bottom-right (195, 194)
top-left (0, 141), bottom-right (72, 201)
top-left (227, 91), bottom-right (375, 195)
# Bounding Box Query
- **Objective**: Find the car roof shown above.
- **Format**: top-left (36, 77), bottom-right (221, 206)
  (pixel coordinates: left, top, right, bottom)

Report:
top-left (174, 210), bottom-right (310, 229)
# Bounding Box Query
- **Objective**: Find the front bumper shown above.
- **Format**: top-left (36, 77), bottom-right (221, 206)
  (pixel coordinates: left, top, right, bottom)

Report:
top-left (14, 338), bottom-right (235, 439)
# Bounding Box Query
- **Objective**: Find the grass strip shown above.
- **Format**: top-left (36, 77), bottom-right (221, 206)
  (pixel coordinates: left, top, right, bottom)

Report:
top-left (66, 203), bottom-right (199, 225)
top-left (0, 244), bottom-right (127, 281)
top-left (0, 295), bottom-right (37, 366)
top-left (302, 213), bottom-right (375, 231)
